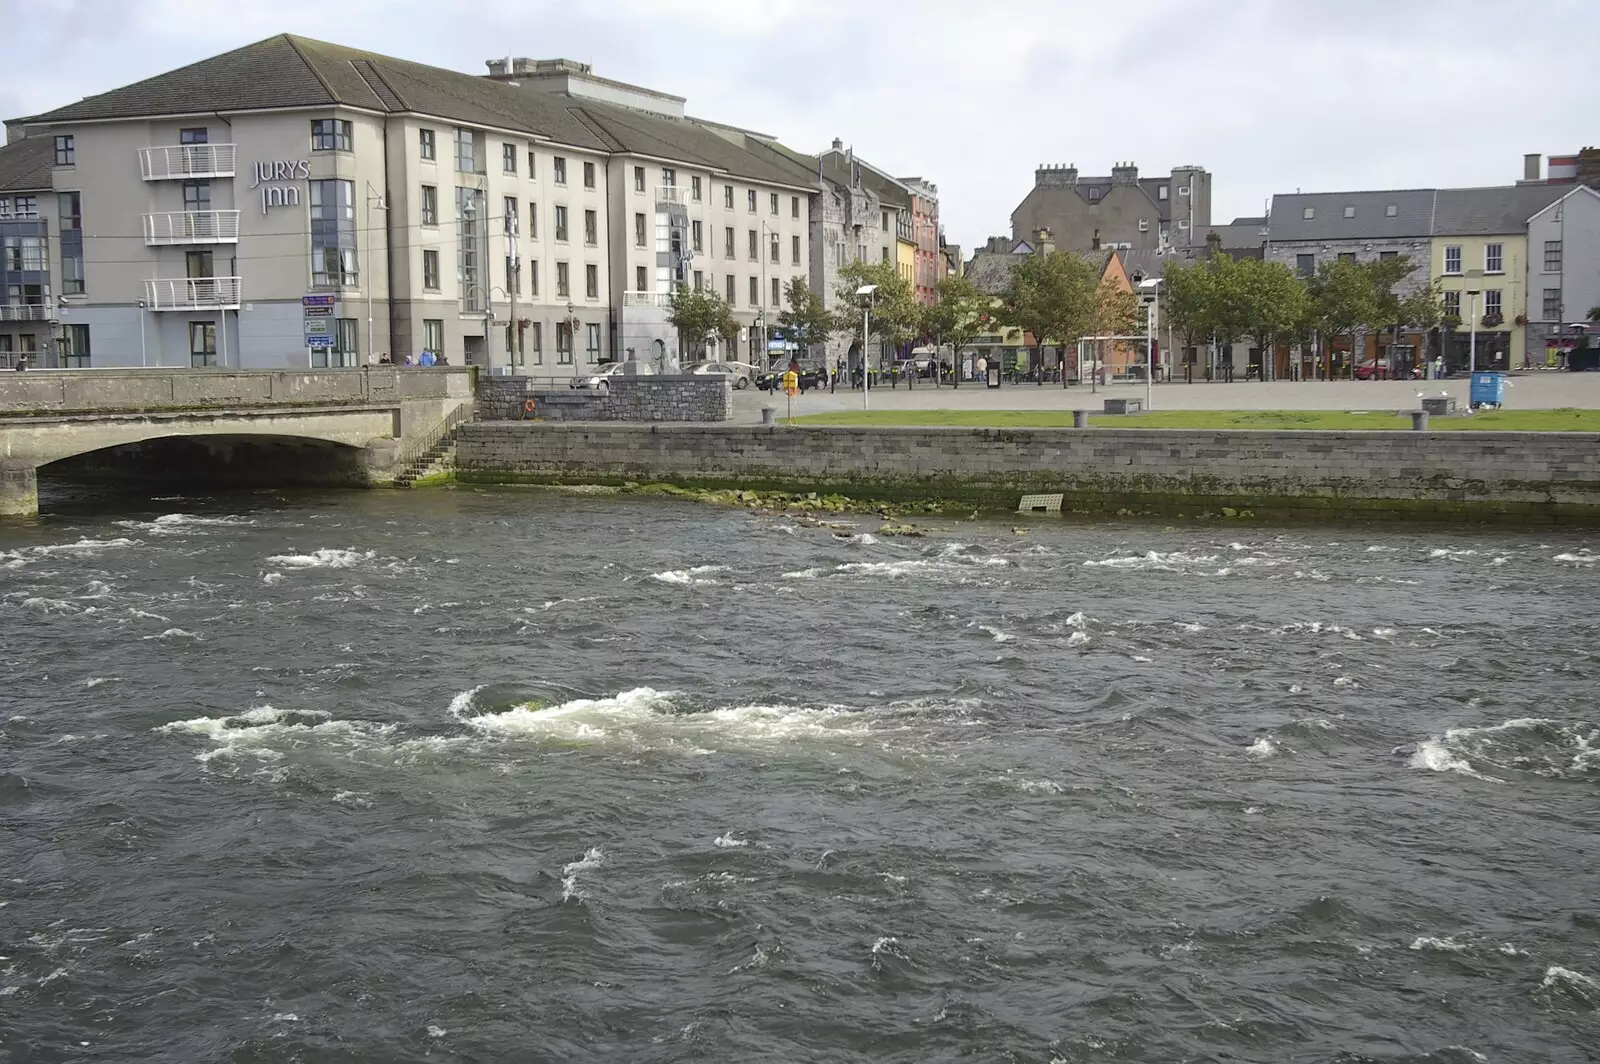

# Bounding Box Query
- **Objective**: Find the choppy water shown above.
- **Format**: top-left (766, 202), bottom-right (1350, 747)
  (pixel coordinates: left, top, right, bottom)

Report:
top-left (3, 487), bottom-right (1598, 1062)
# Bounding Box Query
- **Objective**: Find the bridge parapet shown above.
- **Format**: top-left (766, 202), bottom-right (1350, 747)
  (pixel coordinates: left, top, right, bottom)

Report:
top-left (0, 367), bottom-right (474, 416)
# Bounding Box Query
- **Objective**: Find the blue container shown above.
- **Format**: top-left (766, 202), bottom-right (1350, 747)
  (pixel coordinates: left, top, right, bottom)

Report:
top-left (1470, 371), bottom-right (1506, 409)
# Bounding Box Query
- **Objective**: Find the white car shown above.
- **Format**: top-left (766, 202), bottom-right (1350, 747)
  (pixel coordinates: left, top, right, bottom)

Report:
top-left (686, 360), bottom-right (757, 389)
top-left (570, 360), bottom-right (655, 393)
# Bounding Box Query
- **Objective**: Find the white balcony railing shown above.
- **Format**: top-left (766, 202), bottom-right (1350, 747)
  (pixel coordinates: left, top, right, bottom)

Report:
top-left (143, 276), bottom-right (242, 311)
top-left (142, 210), bottom-right (241, 246)
top-left (139, 144), bottom-right (237, 181)
top-left (622, 291), bottom-right (672, 308)
top-left (654, 186), bottom-right (689, 205)
top-left (0, 304), bottom-right (47, 321)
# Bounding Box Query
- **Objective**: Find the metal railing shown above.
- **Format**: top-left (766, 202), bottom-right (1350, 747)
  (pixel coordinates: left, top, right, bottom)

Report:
top-left (143, 276), bottom-right (242, 310)
top-left (139, 143), bottom-right (237, 181)
top-left (0, 304), bottom-right (47, 321)
top-left (622, 291), bottom-right (672, 308)
top-left (393, 402), bottom-right (474, 477)
top-left (142, 210), bottom-right (241, 245)
top-left (654, 186), bottom-right (689, 205)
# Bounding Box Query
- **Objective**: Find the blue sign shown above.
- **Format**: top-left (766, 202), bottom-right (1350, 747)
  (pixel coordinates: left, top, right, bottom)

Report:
top-left (302, 295), bottom-right (336, 307)
top-left (305, 334), bottom-right (334, 348)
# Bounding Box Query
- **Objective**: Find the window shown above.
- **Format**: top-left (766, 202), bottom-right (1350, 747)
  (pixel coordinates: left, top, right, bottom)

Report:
top-left (1379, 250), bottom-right (1398, 260)
top-left (1302, 206), bottom-right (1315, 220)
top-left (59, 192), bottom-right (80, 229)
top-left (1444, 245), bottom-right (1462, 275)
top-left (54, 135), bottom-right (74, 166)
top-left (455, 129), bottom-right (476, 172)
top-left (4, 239), bottom-right (45, 272)
top-left (554, 205), bottom-right (568, 241)
top-left (1178, 185), bottom-right (1190, 196)
top-left (692, 220), bottom-right (703, 252)
top-left (584, 209), bottom-right (597, 245)
top-left (583, 161), bottom-right (596, 189)
top-left (527, 202), bottom-right (537, 240)
top-left (501, 143), bottom-right (516, 173)
top-left (693, 269), bottom-right (703, 290)
top-left (724, 185), bottom-right (734, 209)
top-left (327, 318), bottom-right (358, 368)
top-left (791, 234), bottom-right (800, 265)
top-left (661, 167), bottom-right (676, 187)
top-left (62, 253), bottom-right (84, 294)
top-left (310, 179), bottom-right (358, 286)
top-left (180, 128), bottom-right (208, 145)
top-left (692, 176), bottom-right (703, 202)
top-left (772, 277), bottom-right (780, 306)
top-left (634, 166), bottom-right (645, 193)
top-left (1296, 253), bottom-right (1315, 277)
top-left (423, 249), bottom-right (440, 289)
top-left (771, 231), bottom-right (780, 264)
top-left (1178, 220), bottom-right (1189, 230)
top-left (188, 322), bottom-right (216, 367)
top-left (726, 274), bottom-right (736, 304)
top-left (585, 323), bottom-right (601, 363)
top-left (586, 263), bottom-right (598, 299)
top-left (1138, 219), bottom-right (1149, 232)
top-left (747, 188), bottom-right (756, 213)
top-left (1338, 252), bottom-right (1357, 263)
top-left (749, 276), bottom-right (758, 305)
top-left (528, 260), bottom-right (539, 297)
top-left (63, 324), bottom-right (89, 368)
top-left (1484, 289), bottom-right (1502, 318)
top-left (553, 157), bottom-right (567, 184)
top-left (1159, 185), bottom-right (1169, 201)
top-left (882, 246), bottom-right (890, 262)
top-left (503, 196), bottom-right (518, 235)
top-left (183, 180), bottom-right (211, 212)
top-left (1443, 290), bottom-right (1460, 317)
top-left (527, 148), bottom-right (536, 177)
top-left (1485, 243), bottom-right (1503, 273)
top-left (1385, 204), bottom-right (1398, 217)
top-left (419, 128), bottom-right (435, 160)
top-left (792, 195), bottom-right (800, 219)
top-left (1545, 240), bottom-right (1562, 272)
top-left (1544, 288), bottom-right (1562, 320)
top-left (421, 185), bottom-right (438, 226)
top-left (423, 319), bottom-right (443, 356)
top-left (12, 195), bottom-right (36, 217)
top-left (556, 322), bottom-right (573, 364)
top-left (635, 212), bottom-right (647, 247)
top-left (724, 227), bottom-right (735, 258)
top-left (636, 265), bottom-right (647, 291)
top-left (505, 255), bottom-right (518, 295)
top-left (312, 119), bottom-right (352, 152)
top-left (1343, 205), bottom-right (1355, 218)
top-left (748, 229), bottom-right (758, 261)
top-left (1088, 187), bottom-right (1100, 202)
top-left (556, 261), bottom-right (570, 298)
top-left (528, 322), bottom-right (542, 365)
top-left (770, 192), bottom-right (779, 216)
top-left (882, 210), bottom-right (889, 231)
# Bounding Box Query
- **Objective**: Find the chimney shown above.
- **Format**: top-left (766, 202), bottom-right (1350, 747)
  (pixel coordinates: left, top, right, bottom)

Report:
top-left (1111, 161), bottom-right (1139, 185)
top-left (1035, 227), bottom-right (1055, 254)
top-left (1206, 230), bottom-right (1223, 258)
top-left (1035, 163), bottom-right (1078, 188)
top-left (832, 137), bottom-right (844, 151)
top-left (1525, 153), bottom-right (1542, 181)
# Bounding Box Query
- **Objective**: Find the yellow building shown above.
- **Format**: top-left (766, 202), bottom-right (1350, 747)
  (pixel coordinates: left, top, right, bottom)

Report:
top-left (1429, 186), bottom-right (1565, 371)
top-left (895, 208), bottom-right (916, 289)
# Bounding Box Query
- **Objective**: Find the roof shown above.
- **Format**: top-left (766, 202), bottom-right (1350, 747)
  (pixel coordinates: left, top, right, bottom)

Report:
top-left (1267, 189), bottom-right (1438, 240)
top-left (965, 248), bottom-right (1025, 294)
top-left (1431, 183), bottom-right (1570, 235)
top-left (818, 149), bottom-right (911, 209)
top-left (24, 34), bottom-right (820, 191)
top-left (0, 135), bottom-right (52, 192)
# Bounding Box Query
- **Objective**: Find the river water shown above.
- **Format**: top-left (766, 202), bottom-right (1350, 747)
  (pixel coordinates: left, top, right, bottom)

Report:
top-left (3, 487), bottom-right (1597, 1062)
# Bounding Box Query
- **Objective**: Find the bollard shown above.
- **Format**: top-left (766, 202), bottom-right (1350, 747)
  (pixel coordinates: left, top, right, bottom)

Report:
top-left (760, 405), bottom-right (776, 425)
top-left (1410, 410), bottom-right (1429, 431)
top-left (1073, 409), bottom-right (1089, 429)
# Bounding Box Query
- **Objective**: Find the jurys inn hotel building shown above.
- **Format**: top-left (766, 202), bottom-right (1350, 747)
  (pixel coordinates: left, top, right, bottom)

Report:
top-left (0, 35), bottom-right (935, 372)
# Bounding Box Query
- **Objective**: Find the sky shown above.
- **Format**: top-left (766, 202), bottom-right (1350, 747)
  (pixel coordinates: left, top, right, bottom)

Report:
top-left (2, 0), bottom-right (1594, 254)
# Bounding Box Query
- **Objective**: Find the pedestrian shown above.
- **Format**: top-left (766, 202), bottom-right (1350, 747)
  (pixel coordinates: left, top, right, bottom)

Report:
top-left (402, 353), bottom-right (415, 366)
top-left (435, 353), bottom-right (449, 366)
top-left (976, 354), bottom-right (988, 383)
top-left (418, 349), bottom-right (437, 367)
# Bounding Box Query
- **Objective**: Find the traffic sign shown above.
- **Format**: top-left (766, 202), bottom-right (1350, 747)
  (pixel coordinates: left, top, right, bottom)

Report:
top-left (305, 334), bottom-right (334, 348)
top-left (304, 319), bottom-right (329, 334)
top-left (302, 295), bottom-right (336, 307)
top-left (303, 306), bottom-right (332, 318)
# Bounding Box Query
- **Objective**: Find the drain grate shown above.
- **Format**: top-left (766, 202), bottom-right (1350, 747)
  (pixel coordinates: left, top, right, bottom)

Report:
top-left (1017, 493), bottom-right (1064, 514)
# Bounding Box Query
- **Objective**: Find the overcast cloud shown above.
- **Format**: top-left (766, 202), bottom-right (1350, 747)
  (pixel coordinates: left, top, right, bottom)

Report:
top-left (1, 0), bottom-right (1593, 250)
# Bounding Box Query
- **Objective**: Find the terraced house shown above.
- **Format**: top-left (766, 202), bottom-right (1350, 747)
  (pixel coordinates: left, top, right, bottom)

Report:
top-left (0, 135), bottom-right (56, 368)
top-left (5, 35), bottom-right (833, 371)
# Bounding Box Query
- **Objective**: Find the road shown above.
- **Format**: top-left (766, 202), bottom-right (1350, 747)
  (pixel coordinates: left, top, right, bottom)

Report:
top-left (731, 370), bottom-right (1598, 423)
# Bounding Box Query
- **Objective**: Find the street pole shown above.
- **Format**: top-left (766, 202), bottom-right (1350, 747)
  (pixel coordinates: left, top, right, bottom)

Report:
top-left (1467, 289), bottom-right (1480, 375)
top-left (863, 300), bottom-right (871, 410)
top-left (365, 191), bottom-right (372, 364)
top-left (1146, 297), bottom-right (1156, 411)
top-left (508, 212), bottom-right (519, 372)
top-left (137, 302), bottom-right (147, 367)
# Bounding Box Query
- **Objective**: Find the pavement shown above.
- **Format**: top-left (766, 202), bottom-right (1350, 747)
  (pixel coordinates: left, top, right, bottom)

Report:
top-left (730, 370), bottom-right (1597, 423)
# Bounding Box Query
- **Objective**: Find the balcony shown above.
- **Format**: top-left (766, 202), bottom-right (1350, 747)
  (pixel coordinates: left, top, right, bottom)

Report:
top-left (139, 143), bottom-right (237, 181)
top-left (654, 186), bottom-right (689, 206)
top-left (622, 291), bottom-right (672, 308)
top-left (142, 210), bottom-right (240, 246)
top-left (143, 276), bottom-right (242, 311)
top-left (0, 304), bottom-right (48, 322)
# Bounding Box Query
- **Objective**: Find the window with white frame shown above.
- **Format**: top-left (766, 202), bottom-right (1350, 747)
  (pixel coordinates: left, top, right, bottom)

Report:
top-left (1443, 245), bottom-right (1462, 275)
top-left (423, 319), bottom-right (443, 355)
top-left (1544, 289), bottom-right (1561, 319)
top-left (1138, 219), bottom-right (1149, 232)
top-left (747, 188), bottom-right (756, 213)
top-left (1385, 204), bottom-right (1397, 216)
top-left (556, 321), bottom-right (573, 364)
top-left (1484, 289), bottom-right (1502, 318)
top-left (1484, 243), bottom-right (1503, 273)
top-left (724, 185), bottom-right (734, 209)
top-left (692, 176), bottom-right (702, 201)
top-left (1443, 290), bottom-right (1460, 317)
top-left (634, 166), bottom-right (645, 192)
top-left (527, 322), bottom-right (542, 364)
top-left (692, 220), bottom-right (703, 252)
top-left (312, 120), bottom-right (352, 152)
top-left (419, 128), bottom-right (435, 160)
top-left (1545, 240), bottom-right (1562, 272)
top-left (502, 143), bottom-right (516, 173)
top-left (749, 276), bottom-right (758, 305)
top-left (1343, 206), bottom-right (1355, 218)
top-left (585, 323), bottom-right (601, 363)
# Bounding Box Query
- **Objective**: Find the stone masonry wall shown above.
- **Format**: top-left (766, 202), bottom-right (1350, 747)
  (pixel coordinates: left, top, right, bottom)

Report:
top-left (474, 375), bottom-right (731, 423)
top-left (455, 423), bottom-right (1600, 522)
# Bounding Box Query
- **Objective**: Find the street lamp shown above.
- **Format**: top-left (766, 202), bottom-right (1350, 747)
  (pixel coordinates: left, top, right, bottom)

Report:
top-left (1138, 277), bottom-right (1162, 410)
top-left (1465, 288), bottom-right (1480, 375)
top-left (857, 283), bottom-right (877, 410)
top-left (364, 182), bottom-right (388, 365)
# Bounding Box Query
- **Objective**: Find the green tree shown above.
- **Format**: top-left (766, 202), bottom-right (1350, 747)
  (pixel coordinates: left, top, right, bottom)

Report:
top-left (1161, 260), bottom-right (1221, 360)
top-left (1308, 259), bottom-right (1378, 377)
top-left (1395, 276), bottom-right (1445, 366)
top-left (920, 274), bottom-right (989, 386)
top-left (1089, 275), bottom-right (1139, 378)
top-left (833, 260), bottom-right (919, 371)
top-left (998, 250), bottom-right (1100, 377)
top-left (1361, 255), bottom-right (1418, 368)
top-left (1234, 258), bottom-right (1310, 379)
top-left (666, 283), bottom-right (737, 361)
top-left (777, 276), bottom-right (831, 361)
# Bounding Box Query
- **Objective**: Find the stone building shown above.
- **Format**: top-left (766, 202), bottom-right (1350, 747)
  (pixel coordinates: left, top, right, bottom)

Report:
top-left (1010, 161), bottom-right (1212, 252)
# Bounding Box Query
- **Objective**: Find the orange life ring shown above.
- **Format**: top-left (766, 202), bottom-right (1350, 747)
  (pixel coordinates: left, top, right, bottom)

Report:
top-left (522, 398), bottom-right (537, 417)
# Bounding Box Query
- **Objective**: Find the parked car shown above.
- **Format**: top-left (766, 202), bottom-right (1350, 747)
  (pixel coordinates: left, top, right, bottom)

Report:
top-left (685, 360), bottom-right (757, 389)
top-left (1353, 359), bottom-right (1394, 380)
top-left (571, 360), bottom-right (655, 393)
top-left (756, 360), bottom-right (826, 393)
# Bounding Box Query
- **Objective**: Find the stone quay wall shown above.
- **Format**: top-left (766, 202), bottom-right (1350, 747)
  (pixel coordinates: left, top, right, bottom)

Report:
top-left (454, 423), bottom-right (1600, 523)
top-left (474, 375), bottom-right (731, 423)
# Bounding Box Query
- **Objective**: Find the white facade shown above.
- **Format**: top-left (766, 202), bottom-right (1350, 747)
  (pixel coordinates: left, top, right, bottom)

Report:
top-left (1525, 186), bottom-right (1600, 364)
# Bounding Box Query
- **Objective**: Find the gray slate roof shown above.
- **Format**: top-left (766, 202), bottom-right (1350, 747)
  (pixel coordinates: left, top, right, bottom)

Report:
top-left (964, 249), bottom-right (1024, 294)
top-left (1266, 189), bottom-right (1438, 241)
top-left (25, 34), bottom-right (818, 191)
top-left (1431, 184), bottom-right (1569, 235)
top-left (0, 135), bottom-right (52, 192)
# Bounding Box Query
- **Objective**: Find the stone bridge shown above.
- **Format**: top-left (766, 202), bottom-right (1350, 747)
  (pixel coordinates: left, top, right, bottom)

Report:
top-left (0, 367), bottom-right (475, 515)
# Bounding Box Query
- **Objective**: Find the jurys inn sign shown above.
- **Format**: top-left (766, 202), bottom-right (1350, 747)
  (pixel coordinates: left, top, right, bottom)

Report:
top-left (250, 159), bottom-right (311, 214)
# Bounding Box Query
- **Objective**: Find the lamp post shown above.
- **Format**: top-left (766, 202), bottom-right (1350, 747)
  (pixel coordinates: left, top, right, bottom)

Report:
top-left (1466, 288), bottom-right (1480, 375)
top-left (1138, 277), bottom-right (1162, 411)
top-left (364, 182), bottom-right (387, 365)
top-left (136, 299), bottom-right (148, 367)
top-left (857, 283), bottom-right (877, 410)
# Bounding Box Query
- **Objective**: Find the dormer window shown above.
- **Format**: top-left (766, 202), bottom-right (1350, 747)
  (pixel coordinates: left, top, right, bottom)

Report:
top-left (1303, 207), bottom-right (1315, 219)
top-left (1343, 206), bottom-right (1355, 218)
top-left (1159, 185), bottom-right (1168, 200)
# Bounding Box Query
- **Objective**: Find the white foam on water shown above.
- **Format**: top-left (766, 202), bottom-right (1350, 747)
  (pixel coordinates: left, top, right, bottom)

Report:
top-left (128, 608), bottom-right (170, 623)
top-left (1246, 737), bottom-right (1277, 759)
top-left (1429, 548), bottom-right (1479, 560)
top-left (1409, 934), bottom-right (1470, 952)
top-left (115, 514), bottom-right (253, 535)
top-left (331, 791), bottom-right (372, 808)
top-left (79, 581), bottom-right (114, 599)
top-left (561, 846), bottom-right (604, 902)
top-left (728, 943), bottom-right (770, 974)
top-left (1372, 627), bottom-right (1398, 639)
top-left (261, 573), bottom-right (284, 586)
top-left (447, 684), bottom-right (488, 722)
top-left (1365, 545), bottom-right (1398, 553)
top-left (264, 548), bottom-right (374, 569)
top-left (1411, 717), bottom-right (1596, 782)
top-left (1498, 943), bottom-right (1527, 956)
top-left (273, 1013), bottom-right (300, 1023)
top-left (427, 1026), bottom-right (447, 1038)
top-left (1409, 740), bottom-right (1502, 783)
top-left (649, 564), bottom-right (728, 585)
top-left (976, 624), bottom-right (1013, 643)
top-left (27, 537), bottom-right (139, 558)
top-left (1065, 631), bottom-right (1090, 647)
top-left (1083, 550), bottom-right (1219, 571)
top-left (1541, 965), bottom-right (1600, 998)
top-left (782, 567), bottom-right (823, 579)
top-left (84, 677), bottom-right (117, 688)
top-left (144, 628), bottom-right (199, 641)
top-left (1063, 611), bottom-right (1088, 628)
top-left (844, 533), bottom-right (879, 545)
top-left (1553, 551), bottom-right (1596, 564)
top-left (1175, 621), bottom-right (1207, 633)
top-left (1011, 778), bottom-right (1064, 794)
top-left (713, 834), bottom-right (750, 848)
top-left (20, 597), bottom-right (80, 614)
top-left (154, 705), bottom-right (394, 765)
top-left (1131, 654), bottom-right (1153, 663)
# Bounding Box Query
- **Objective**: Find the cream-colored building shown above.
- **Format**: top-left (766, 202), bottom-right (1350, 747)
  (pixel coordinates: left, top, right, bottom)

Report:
top-left (14, 37), bottom-right (817, 372)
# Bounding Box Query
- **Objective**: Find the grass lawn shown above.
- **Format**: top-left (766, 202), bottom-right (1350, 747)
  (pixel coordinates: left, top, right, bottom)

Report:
top-left (790, 408), bottom-right (1600, 432)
